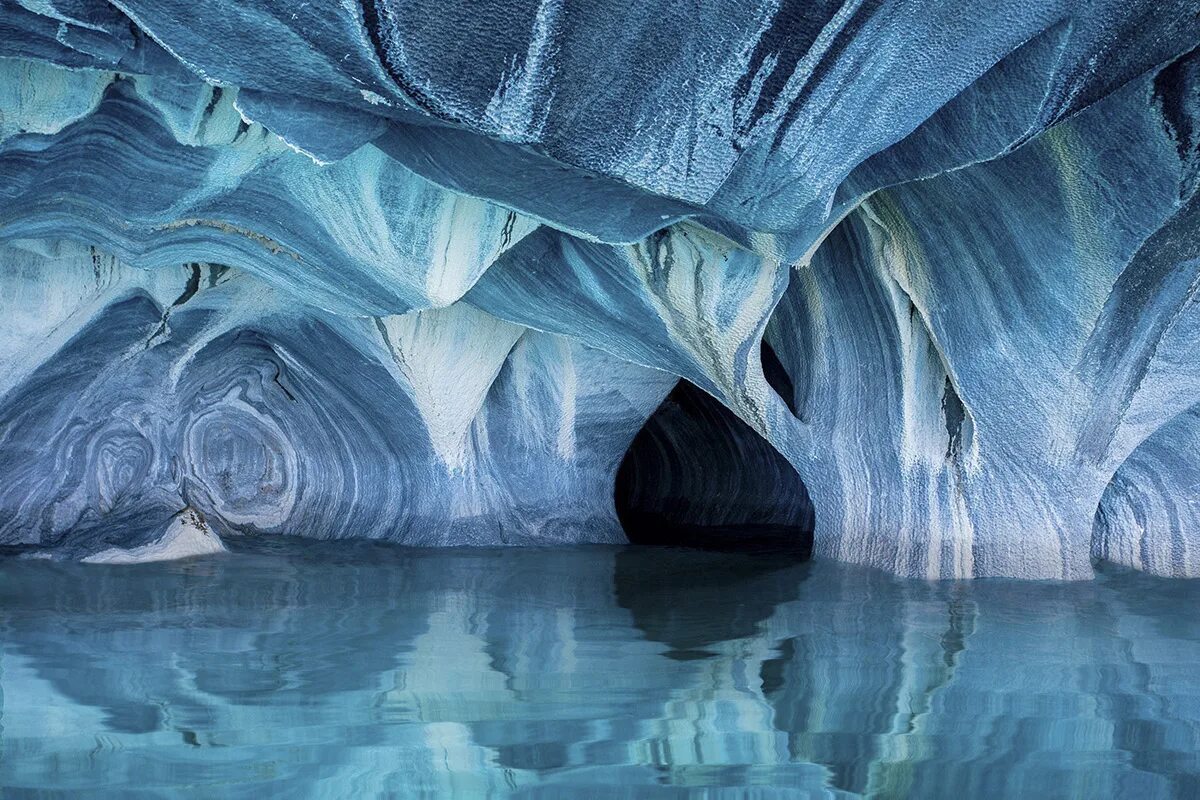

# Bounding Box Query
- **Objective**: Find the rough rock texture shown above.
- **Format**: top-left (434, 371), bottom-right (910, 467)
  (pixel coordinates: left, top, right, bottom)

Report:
top-left (81, 507), bottom-right (225, 564)
top-left (0, 1), bottom-right (1198, 577)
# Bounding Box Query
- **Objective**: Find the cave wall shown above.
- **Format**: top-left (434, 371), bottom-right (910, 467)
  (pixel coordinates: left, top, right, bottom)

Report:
top-left (0, 1), bottom-right (1198, 576)
top-left (0, 242), bottom-right (675, 555)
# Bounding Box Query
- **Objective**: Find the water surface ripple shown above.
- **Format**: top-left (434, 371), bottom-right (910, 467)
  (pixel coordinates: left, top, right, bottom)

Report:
top-left (0, 540), bottom-right (1198, 798)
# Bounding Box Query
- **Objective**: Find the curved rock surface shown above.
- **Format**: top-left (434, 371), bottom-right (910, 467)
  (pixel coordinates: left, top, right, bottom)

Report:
top-left (0, 1), bottom-right (1198, 577)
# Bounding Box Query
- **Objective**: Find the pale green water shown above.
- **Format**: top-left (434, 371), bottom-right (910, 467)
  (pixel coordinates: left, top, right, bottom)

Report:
top-left (0, 539), bottom-right (1198, 798)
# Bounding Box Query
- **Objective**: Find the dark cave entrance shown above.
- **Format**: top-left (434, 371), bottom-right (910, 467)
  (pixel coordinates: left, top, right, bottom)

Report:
top-left (614, 375), bottom-right (815, 556)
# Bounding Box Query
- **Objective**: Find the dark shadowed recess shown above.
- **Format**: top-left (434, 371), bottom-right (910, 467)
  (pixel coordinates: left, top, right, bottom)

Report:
top-left (614, 378), bottom-right (814, 556)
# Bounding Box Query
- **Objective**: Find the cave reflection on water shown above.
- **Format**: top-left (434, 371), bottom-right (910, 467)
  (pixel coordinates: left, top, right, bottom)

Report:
top-left (1, 541), bottom-right (1199, 798)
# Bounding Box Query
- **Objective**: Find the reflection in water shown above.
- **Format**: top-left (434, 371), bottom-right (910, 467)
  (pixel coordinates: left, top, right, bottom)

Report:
top-left (0, 540), bottom-right (1199, 797)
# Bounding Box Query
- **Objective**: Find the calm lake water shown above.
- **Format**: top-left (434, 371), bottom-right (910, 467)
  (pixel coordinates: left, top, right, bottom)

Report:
top-left (0, 539), bottom-right (1198, 798)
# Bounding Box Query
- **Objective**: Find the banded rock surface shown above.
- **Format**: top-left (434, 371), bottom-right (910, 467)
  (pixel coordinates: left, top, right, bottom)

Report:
top-left (0, 0), bottom-right (1198, 577)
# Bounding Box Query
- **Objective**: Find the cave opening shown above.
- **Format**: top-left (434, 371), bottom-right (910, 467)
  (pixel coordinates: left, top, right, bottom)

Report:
top-left (614, 378), bottom-right (815, 556)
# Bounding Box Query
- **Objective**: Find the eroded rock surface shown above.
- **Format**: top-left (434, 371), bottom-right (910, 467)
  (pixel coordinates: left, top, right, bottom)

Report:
top-left (0, 1), bottom-right (1198, 576)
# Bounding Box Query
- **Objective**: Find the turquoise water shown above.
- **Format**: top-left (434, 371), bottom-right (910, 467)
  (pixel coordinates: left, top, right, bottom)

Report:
top-left (0, 540), bottom-right (1198, 798)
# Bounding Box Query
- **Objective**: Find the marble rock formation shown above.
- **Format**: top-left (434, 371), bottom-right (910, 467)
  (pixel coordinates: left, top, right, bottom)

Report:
top-left (0, 0), bottom-right (1198, 578)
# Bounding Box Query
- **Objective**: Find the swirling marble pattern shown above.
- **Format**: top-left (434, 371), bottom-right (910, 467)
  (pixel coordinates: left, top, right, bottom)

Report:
top-left (0, 1), bottom-right (1198, 576)
top-left (1094, 407), bottom-right (1200, 578)
top-left (0, 242), bottom-right (674, 556)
